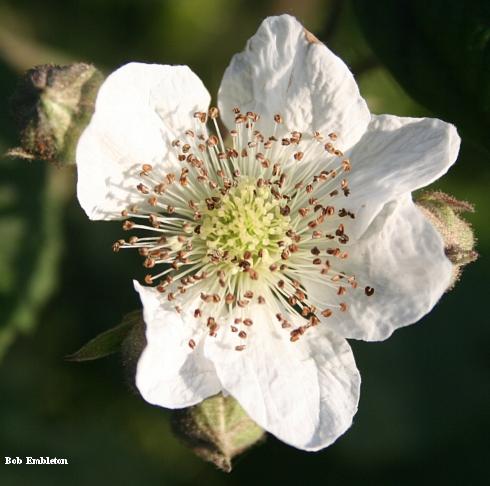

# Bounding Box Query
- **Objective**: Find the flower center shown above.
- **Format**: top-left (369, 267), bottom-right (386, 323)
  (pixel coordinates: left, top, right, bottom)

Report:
top-left (199, 180), bottom-right (290, 265)
top-left (114, 107), bottom-right (374, 351)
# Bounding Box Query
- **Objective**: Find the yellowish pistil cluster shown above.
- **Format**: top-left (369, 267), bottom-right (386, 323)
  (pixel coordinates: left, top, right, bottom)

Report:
top-left (199, 181), bottom-right (290, 265)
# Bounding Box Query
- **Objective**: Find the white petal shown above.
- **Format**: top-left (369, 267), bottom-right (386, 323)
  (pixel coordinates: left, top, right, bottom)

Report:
top-left (205, 307), bottom-right (360, 451)
top-left (218, 14), bottom-right (370, 149)
top-left (76, 63), bottom-right (210, 220)
top-left (134, 282), bottom-right (221, 408)
top-left (306, 196), bottom-right (452, 341)
top-left (344, 114), bottom-right (460, 238)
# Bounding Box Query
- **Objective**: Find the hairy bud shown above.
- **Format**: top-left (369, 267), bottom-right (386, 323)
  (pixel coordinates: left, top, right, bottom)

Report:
top-left (171, 394), bottom-right (264, 472)
top-left (120, 316), bottom-right (264, 471)
top-left (9, 63), bottom-right (103, 165)
top-left (416, 191), bottom-right (478, 288)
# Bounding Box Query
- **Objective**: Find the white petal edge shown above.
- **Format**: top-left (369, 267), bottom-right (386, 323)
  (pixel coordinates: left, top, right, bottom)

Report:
top-left (76, 62), bottom-right (210, 220)
top-left (204, 306), bottom-right (360, 451)
top-left (218, 14), bottom-right (370, 150)
top-left (306, 195), bottom-right (453, 341)
top-left (134, 281), bottom-right (221, 408)
top-left (344, 114), bottom-right (460, 239)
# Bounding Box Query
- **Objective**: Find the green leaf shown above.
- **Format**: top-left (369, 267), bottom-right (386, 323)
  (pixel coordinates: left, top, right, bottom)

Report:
top-left (171, 393), bottom-right (265, 472)
top-left (67, 310), bottom-right (142, 362)
top-left (352, 0), bottom-right (490, 152)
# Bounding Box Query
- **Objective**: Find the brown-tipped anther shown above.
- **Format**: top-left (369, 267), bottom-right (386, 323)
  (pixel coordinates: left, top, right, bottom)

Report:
top-left (194, 111), bottom-right (207, 123)
top-left (144, 274), bottom-right (153, 285)
top-left (290, 330), bottom-right (301, 342)
top-left (339, 303), bottom-right (348, 312)
top-left (298, 207), bottom-right (310, 217)
top-left (148, 214), bottom-right (159, 228)
top-left (310, 316), bottom-right (320, 326)
top-left (138, 247), bottom-right (149, 257)
top-left (243, 318), bottom-right (253, 326)
top-left (143, 258), bottom-right (156, 269)
top-left (208, 107), bottom-right (219, 119)
top-left (122, 220), bottom-right (134, 231)
top-left (328, 132), bottom-right (338, 141)
top-left (324, 142), bottom-right (334, 153)
top-left (238, 331), bottom-right (247, 339)
top-left (321, 309), bottom-right (333, 318)
top-left (188, 339), bottom-right (196, 350)
top-left (235, 345), bottom-right (246, 351)
top-left (364, 286), bottom-right (375, 296)
top-left (137, 183), bottom-right (150, 194)
top-left (337, 286), bottom-right (347, 296)
top-left (313, 131), bottom-right (323, 141)
top-left (274, 114), bottom-right (283, 124)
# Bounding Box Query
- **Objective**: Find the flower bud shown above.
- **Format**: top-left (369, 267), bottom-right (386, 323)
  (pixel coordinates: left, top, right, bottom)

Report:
top-left (171, 393), bottom-right (264, 472)
top-left (9, 63), bottom-right (103, 165)
top-left (416, 191), bottom-right (477, 288)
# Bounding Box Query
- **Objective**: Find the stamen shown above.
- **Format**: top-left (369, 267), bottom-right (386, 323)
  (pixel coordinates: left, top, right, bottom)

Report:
top-left (116, 107), bottom-right (374, 348)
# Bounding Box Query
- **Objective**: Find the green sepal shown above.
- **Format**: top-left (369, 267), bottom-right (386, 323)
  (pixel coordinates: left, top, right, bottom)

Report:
top-left (66, 310), bottom-right (142, 362)
top-left (171, 393), bottom-right (265, 472)
top-left (9, 63), bottom-right (104, 165)
top-left (416, 191), bottom-right (478, 288)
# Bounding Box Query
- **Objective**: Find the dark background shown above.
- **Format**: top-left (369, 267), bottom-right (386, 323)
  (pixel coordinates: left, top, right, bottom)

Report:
top-left (0, 0), bottom-right (488, 485)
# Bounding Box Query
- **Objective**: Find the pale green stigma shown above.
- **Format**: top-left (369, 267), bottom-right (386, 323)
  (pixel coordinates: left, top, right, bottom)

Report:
top-left (199, 180), bottom-right (290, 264)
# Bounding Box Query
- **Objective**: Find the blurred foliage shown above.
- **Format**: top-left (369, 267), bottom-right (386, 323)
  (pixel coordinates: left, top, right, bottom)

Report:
top-left (353, 0), bottom-right (490, 153)
top-left (0, 0), bottom-right (488, 485)
top-left (0, 153), bottom-right (69, 360)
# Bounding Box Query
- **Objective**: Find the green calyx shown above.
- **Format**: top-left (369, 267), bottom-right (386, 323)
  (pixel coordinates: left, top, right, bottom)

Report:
top-left (416, 191), bottom-right (478, 288)
top-left (9, 63), bottom-right (104, 165)
top-left (171, 393), bottom-right (265, 472)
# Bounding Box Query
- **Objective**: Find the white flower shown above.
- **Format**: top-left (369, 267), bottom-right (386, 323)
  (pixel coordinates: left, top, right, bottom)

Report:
top-left (76, 15), bottom-right (459, 451)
